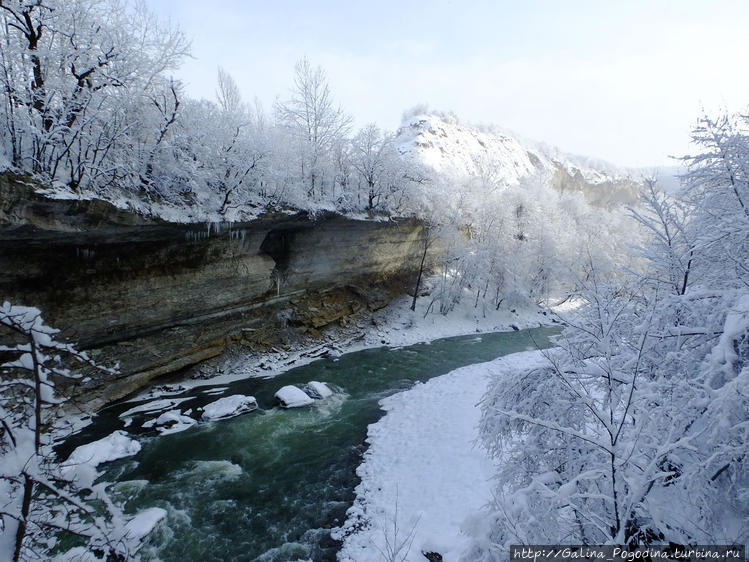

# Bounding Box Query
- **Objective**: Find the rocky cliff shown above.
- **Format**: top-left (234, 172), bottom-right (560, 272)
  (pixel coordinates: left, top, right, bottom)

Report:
top-left (0, 173), bottom-right (427, 408)
top-left (396, 112), bottom-right (641, 207)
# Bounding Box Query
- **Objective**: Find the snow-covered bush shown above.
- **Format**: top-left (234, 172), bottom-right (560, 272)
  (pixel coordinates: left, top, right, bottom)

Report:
top-left (473, 281), bottom-right (747, 552)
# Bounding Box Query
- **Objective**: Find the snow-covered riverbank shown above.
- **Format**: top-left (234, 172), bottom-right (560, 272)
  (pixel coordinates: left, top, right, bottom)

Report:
top-left (336, 350), bottom-right (548, 562)
top-left (51, 285), bottom-right (554, 443)
top-left (46, 292), bottom-right (562, 560)
top-left (129, 289), bottom-right (557, 401)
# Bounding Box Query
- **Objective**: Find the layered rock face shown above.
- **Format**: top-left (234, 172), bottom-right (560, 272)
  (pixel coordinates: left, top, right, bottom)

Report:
top-left (0, 173), bottom-right (426, 407)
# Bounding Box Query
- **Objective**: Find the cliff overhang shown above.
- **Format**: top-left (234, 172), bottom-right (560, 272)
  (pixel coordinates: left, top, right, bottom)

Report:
top-left (0, 173), bottom-right (427, 409)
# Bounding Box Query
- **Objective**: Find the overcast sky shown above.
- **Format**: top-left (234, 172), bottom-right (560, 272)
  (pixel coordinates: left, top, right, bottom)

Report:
top-left (148, 0), bottom-right (749, 168)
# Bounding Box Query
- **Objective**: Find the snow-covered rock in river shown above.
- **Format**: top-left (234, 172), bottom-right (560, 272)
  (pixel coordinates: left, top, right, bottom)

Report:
top-left (304, 380), bottom-right (333, 399)
top-left (62, 430), bottom-right (141, 488)
top-left (141, 383), bottom-right (188, 399)
top-left (123, 506), bottom-right (167, 541)
top-left (201, 386), bottom-right (229, 395)
top-left (119, 397), bottom-right (190, 418)
top-left (200, 394), bottom-right (258, 420)
top-left (142, 409), bottom-right (197, 434)
top-left (64, 430), bottom-right (141, 468)
top-left (275, 385), bottom-right (314, 408)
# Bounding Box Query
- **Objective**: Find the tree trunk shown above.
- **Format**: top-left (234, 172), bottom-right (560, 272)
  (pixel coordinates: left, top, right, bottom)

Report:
top-left (29, 338), bottom-right (42, 454)
top-left (13, 473), bottom-right (34, 562)
top-left (410, 234), bottom-right (429, 312)
top-left (680, 248), bottom-right (693, 295)
top-left (610, 451), bottom-right (621, 540)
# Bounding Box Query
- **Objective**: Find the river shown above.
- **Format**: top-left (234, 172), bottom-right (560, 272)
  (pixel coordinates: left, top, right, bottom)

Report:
top-left (64, 326), bottom-right (559, 561)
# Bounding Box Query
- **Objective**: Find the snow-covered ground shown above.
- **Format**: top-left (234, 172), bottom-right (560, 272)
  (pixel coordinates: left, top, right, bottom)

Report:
top-left (363, 293), bottom-right (547, 349)
top-left (30, 174), bottom-right (389, 226)
top-left (336, 350), bottom-right (546, 562)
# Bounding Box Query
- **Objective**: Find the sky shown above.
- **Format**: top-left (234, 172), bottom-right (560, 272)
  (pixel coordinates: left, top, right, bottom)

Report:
top-left (147, 0), bottom-right (749, 168)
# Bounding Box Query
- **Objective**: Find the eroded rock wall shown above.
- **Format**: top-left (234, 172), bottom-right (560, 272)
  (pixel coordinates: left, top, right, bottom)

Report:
top-left (0, 173), bottom-right (426, 407)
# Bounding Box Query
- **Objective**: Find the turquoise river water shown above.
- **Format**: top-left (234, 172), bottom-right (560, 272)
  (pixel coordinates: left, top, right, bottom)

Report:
top-left (62, 326), bottom-right (559, 561)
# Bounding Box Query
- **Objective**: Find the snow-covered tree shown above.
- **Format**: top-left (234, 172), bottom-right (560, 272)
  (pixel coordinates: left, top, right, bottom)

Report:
top-left (0, 0), bottom-right (189, 194)
top-left (468, 108), bottom-right (749, 558)
top-left (0, 302), bottom-right (146, 561)
top-left (681, 112), bottom-right (749, 289)
top-left (629, 178), bottom-right (693, 295)
top-left (274, 56), bottom-right (352, 200)
top-left (210, 69), bottom-right (268, 215)
top-left (216, 66), bottom-right (242, 114)
top-left (411, 164), bottom-right (634, 318)
top-left (471, 278), bottom-right (747, 557)
top-left (349, 123), bottom-right (416, 213)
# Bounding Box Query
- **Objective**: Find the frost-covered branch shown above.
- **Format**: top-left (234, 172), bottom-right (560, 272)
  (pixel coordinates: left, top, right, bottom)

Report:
top-left (0, 301), bottom-right (153, 561)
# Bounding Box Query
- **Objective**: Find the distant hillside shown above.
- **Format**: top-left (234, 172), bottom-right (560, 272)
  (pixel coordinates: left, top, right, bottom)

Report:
top-left (395, 111), bottom-right (643, 207)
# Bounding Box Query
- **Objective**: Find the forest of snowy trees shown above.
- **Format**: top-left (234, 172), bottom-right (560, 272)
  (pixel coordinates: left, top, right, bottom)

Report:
top-left (0, 0), bottom-right (424, 216)
top-left (467, 113), bottom-right (749, 556)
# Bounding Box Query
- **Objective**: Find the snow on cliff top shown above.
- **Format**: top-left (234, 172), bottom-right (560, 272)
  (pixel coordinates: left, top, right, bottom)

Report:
top-left (396, 111), bottom-right (631, 187)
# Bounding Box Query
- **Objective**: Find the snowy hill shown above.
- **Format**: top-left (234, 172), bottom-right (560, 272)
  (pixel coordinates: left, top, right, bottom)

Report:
top-left (396, 111), bottom-right (642, 207)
